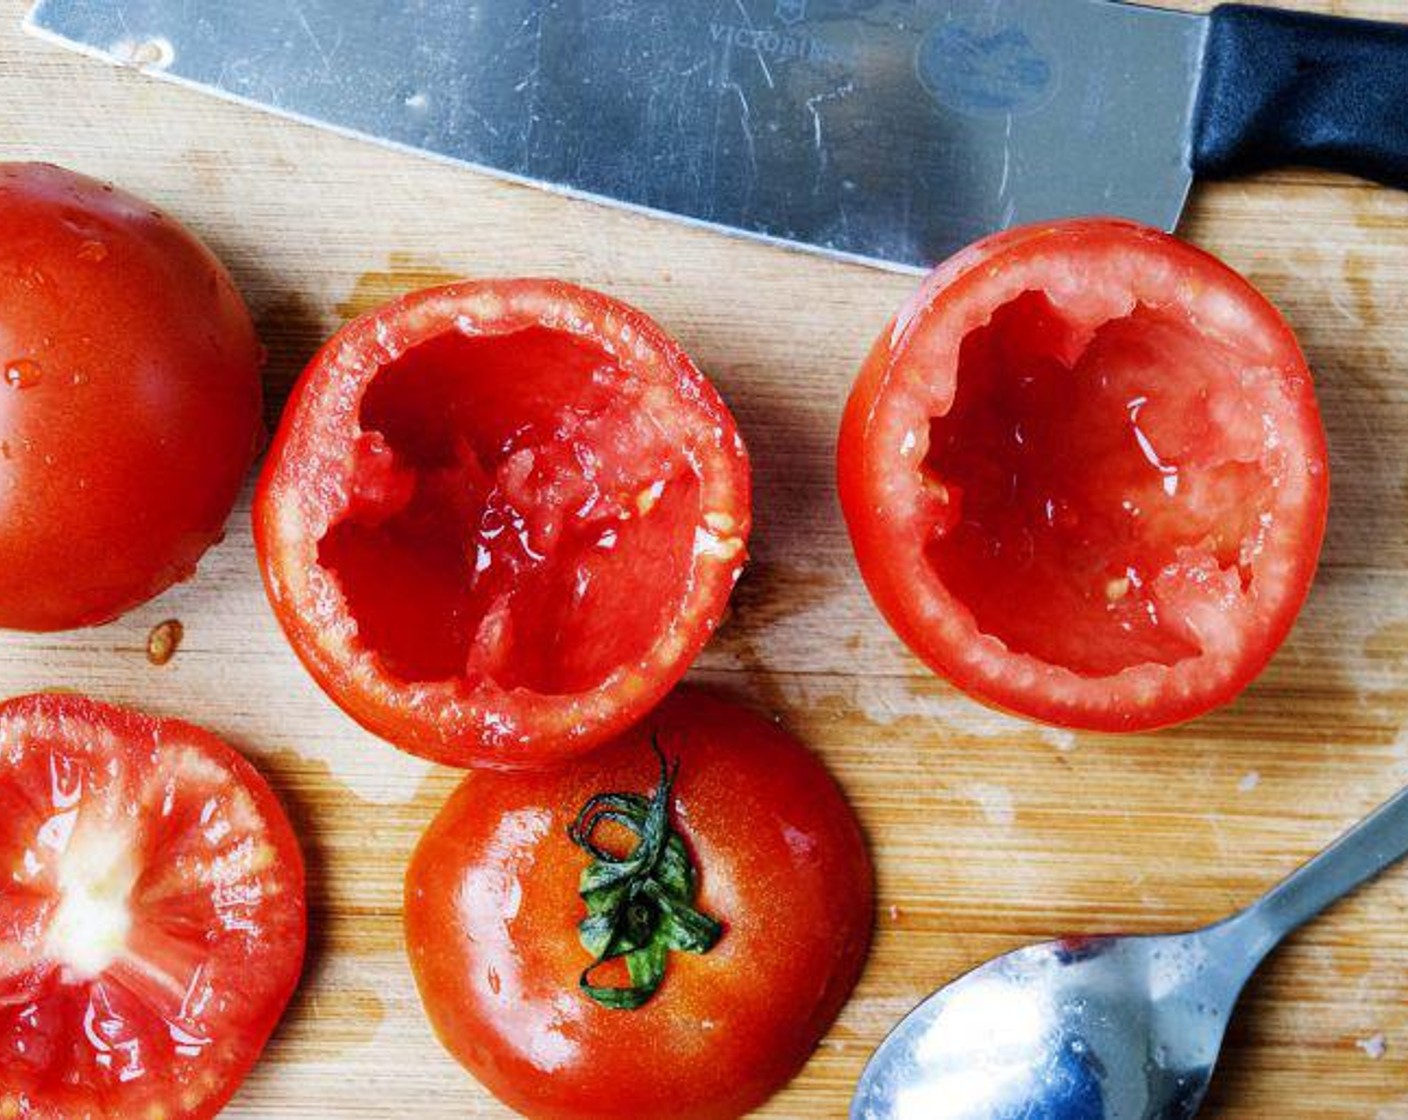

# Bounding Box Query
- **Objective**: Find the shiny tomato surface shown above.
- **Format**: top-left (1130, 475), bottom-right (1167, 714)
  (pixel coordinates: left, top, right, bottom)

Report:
top-left (839, 219), bottom-right (1328, 732)
top-left (404, 688), bottom-right (874, 1120)
top-left (0, 694), bottom-right (306, 1118)
top-left (256, 280), bottom-right (750, 768)
top-left (0, 163), bottom-right (264, 631)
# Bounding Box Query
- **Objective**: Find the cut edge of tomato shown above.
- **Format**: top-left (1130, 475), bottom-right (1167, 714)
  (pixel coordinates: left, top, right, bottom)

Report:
top-left (256, 281), bottom-right (751, 767)
top-left (840, 220), bottom-right (1330, 732)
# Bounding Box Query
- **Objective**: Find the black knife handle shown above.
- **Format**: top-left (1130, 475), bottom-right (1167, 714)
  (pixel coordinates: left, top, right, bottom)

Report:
top-left (1193, 3), bottom-right (1408, 191)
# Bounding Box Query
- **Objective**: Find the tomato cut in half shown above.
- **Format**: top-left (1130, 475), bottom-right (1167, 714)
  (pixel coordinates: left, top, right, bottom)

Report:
top-left (839, 219), bottom-right (1329, 732)
top-left (0, 694), bottom-right (306, 1119)
top-left (404, 688), bottom-right (874, 1120)
top-left (255, 281), bottom-right (751, 768)
top-left (0, 163), bottom-right (264, 632)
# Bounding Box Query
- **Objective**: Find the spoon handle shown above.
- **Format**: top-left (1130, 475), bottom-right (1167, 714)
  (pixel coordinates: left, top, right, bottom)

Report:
top-left (1236, 783), bottom-right (1408, 958)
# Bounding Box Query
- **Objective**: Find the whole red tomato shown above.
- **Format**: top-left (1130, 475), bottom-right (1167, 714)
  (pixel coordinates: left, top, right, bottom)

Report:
top-left (0, 163), bottom-right (264, 631)
top-left (0, 693), bottom-right (306, 1119)
top-left (255, 280), bottom-right (751, 769)
top-left (839, 219), bottom-right (1329, 732)
top-left (404, 688), bottom-right (874, 1120)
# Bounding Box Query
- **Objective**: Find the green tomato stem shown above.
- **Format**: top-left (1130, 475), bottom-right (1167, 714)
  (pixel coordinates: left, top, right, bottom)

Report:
top-left (567, 738), bottom-right (723, 1011)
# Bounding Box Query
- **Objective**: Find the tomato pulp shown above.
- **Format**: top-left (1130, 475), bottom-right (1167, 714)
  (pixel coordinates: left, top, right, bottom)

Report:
top-left (839, 220), bottom-right (1328, 731)
top-left (256, 281), bottom-right (750, 768)
top-left (404, 688), bottom-right (874, 1120)
top-left (0, 163), bottom-right (264, 631)
top-left (0, 695), bottom-right (306, 1118)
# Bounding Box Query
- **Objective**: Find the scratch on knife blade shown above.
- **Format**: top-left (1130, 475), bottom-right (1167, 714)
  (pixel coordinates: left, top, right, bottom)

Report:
top-left (806, 79), bottom-right (856, 151)
top-left (998, 112), bottom-right (1013, 201)
top-left (729, 0), bottom-right (775, 89)
top-left (294, 5), bottom-right (334, 73)
top-left (729, 80), bottom-right (758, 187)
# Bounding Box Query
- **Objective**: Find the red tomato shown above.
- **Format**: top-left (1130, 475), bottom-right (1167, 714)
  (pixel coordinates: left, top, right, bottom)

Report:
top-left (839, 219), bottom-right (1329, 732)
top-left (255, 281), bottom-right (751, 768)
top-left (404, 688), bottom-right (874, 1120)
top-left (0, 163), bottom-right (264, 632)
top-left (0, 694), bottom-right (306, 1119)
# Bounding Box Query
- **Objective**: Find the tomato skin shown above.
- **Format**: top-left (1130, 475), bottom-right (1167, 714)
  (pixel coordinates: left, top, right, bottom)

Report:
top-left (0, 163), bottom-right (264, 632)
top-left (255, 280), bottom-right (751, 770)
top-left (0, 693), bottom-right (306, 1119)
top-left (839, 219), bottom-right (1329, 732)
top-left (404, 688), bottom-right (874, 1120)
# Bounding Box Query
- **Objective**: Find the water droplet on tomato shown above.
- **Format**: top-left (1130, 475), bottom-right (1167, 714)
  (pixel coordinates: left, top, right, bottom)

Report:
top-left (4, 360), bottom-right (43, 389)
top-left (76, 240), bottom-right (108, 263)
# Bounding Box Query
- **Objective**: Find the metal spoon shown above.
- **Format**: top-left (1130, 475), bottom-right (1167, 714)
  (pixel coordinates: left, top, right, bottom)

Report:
top-left (852, 784), bottom-right (1408, 1120)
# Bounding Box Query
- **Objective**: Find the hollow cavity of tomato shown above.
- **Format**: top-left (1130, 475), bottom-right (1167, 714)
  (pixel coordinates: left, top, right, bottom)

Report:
top-left (0, 694), bottom-right (306, 1119)
top-left (255, 281), bottom-right (750, 768)
top-left (404, 688), bottom-right (874, 1120)
top-left (0, 163), bottom-right (264, 631)
top-left (839, 219), bottom-right (1328, 732)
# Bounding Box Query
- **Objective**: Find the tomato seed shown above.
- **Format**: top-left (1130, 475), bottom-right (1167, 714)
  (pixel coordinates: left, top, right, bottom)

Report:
top-left (146, 619), bottom-right (184, 666)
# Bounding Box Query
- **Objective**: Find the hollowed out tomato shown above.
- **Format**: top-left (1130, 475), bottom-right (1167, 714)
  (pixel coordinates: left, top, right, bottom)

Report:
top-left (255, 281), bottom-right (750, 768)
top-left (839, 219), bottom-right (1329, 732)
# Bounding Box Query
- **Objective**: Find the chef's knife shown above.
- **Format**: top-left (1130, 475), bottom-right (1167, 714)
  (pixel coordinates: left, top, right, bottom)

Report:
top-left (23, 1), bottom-right (1408, 273)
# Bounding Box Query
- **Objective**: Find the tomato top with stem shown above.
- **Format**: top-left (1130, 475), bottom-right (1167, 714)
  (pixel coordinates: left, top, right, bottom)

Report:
top-left (404, 688), bottom-right (874, 1120)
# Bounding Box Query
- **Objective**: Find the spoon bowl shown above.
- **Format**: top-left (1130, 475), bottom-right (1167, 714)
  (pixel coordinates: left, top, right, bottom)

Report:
top-left (854, 784), bottom-right (1408, 1120)
top-left (852, 924), bottom-right (1256, 1120)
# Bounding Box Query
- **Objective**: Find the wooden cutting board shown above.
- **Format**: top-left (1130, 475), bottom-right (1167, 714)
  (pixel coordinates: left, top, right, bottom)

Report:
top-left (3, 1), bottom-right (1408, 1115)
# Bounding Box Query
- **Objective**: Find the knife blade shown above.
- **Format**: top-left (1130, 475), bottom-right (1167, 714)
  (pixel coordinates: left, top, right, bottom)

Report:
top-left (22, 1), bottom-right (1408, 273)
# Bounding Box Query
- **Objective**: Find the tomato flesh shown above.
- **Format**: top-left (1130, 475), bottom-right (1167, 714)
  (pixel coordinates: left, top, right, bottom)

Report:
top-left (0, 696), bottom-right (305, 1119)
top-left (320, 327), bottom-right (701, 693)
top-left (256, 281), bottom-right (750, 767)
top-left (926, 292), bottom-right (1279, 677)
top-left (840, 220), bottom-right (1329, 730)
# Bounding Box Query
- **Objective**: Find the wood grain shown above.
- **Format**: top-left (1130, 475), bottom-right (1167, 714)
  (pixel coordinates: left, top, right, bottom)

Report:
top-left (2, 1), bottom-right (1408, 1115)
